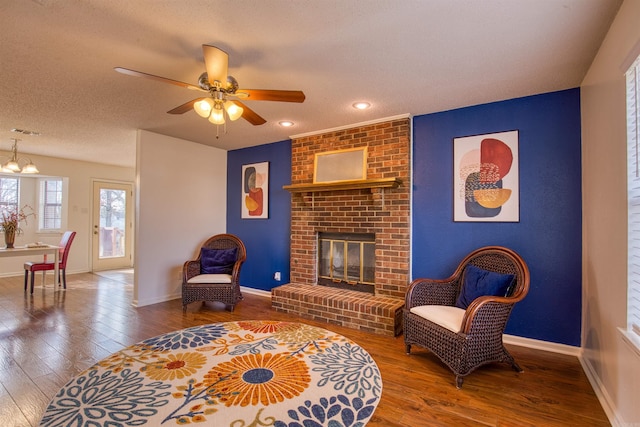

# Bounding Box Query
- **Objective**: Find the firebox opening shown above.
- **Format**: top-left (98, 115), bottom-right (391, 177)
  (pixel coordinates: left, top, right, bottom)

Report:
top-left (318, 232), bottom-right (375, 294)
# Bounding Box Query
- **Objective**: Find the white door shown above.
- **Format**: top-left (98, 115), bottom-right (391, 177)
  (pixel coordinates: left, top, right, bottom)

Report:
top-left (92, 181), bottom-right (133, 271)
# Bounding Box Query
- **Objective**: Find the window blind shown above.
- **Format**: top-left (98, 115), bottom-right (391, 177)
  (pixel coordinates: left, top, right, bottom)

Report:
top-left (39, 179), bottom-right (63, 230)
top-left (627, 53), bottom-right (640, 337)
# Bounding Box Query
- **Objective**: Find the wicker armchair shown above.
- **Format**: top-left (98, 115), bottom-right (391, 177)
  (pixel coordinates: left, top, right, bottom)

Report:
top-left (182, 234), bottom-right (247, 313)
top-left (404, 246), bottom-right (530, 388)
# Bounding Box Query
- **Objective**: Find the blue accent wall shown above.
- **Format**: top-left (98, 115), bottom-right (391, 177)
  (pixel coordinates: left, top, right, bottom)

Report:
top-left (226, 88), bottom-right (582, 346)
top-left (227, 140), bottom-right (292, 291)
top-left (412, 88), bottom-right (582, 346)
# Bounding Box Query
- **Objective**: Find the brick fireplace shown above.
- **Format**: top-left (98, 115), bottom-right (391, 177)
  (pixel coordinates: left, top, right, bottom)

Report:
top-left (271, 117), bottom-right (411, 336)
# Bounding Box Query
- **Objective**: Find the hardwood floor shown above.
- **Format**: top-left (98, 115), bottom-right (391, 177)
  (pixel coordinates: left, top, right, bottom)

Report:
top-left (0, 272), bottom-right (610, 426)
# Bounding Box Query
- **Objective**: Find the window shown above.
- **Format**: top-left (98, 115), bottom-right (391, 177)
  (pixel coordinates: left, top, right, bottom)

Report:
top-left (0, 177), bottom-right (19, 213)
top-left (627, 52), bottom-right (640, 339)
top-left (38, 178), bottom-right (63, 231)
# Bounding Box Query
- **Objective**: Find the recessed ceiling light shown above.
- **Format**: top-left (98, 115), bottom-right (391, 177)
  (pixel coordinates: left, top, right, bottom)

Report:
top-left (279, 121), bottom-right (294, 127)
top-left (352, 102), bottom-right (371, 110)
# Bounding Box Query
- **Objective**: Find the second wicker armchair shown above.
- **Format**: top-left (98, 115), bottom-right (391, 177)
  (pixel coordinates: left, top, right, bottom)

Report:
top-left (182, 234), bottom-right (247, 313)
top-left (404, 246), bottom-right (530, 388)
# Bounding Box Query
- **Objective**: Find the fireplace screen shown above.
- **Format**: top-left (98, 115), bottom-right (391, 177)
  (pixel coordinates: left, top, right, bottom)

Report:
top-left (318, 232), bottom-right (375, 293)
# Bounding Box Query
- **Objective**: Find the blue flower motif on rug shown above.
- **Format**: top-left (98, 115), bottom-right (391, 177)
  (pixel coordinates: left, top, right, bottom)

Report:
top-left (39, 368), bottom-right (171, 427)
top-left (141, 323), bottom-right (228, 350)
top-left (229, 336), bottom-right (280, 355)
top-left (274, 395), bottom-right (378, 427)
top-left (310, 342), bottom-right (382, 399)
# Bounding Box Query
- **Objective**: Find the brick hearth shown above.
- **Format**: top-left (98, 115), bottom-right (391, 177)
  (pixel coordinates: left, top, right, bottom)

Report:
top-left (271, 283), bottom-right (404, 336)
top-left (271, 117), bottom-right (411, 336)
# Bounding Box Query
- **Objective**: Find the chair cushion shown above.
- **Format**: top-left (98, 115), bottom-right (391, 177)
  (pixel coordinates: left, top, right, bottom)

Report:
top-left (187, 274), bottom-right (232, 284)
top-left (200, 247), bottom-right (237, 274)
top-left (455, 264), bottom-right (515, 309)
top-left (24, 261), bottom-right (57, 272)
top-left (410, 305), bottom-right (466, 333)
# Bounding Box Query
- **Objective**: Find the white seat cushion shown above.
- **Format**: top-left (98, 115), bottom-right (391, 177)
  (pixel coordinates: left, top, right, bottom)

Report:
top-left (410, 305), bottom-right (466, 333)
top-left (187, 274), bottom-right (232, 284)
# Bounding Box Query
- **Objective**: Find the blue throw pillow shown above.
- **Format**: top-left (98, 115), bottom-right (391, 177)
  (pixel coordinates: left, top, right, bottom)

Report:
top-left (454, 264), bottom-right (515, 309)
top-left (200, 247), bottom-right (238, 274)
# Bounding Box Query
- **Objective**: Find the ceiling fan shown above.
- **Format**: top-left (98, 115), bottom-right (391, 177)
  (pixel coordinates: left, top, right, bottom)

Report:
top-left (114, 45), bottom-right (305, 128)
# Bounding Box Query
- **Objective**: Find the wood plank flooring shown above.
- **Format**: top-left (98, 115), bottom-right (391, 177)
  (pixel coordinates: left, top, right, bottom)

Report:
top-left (0, 272), bottom-right (610, 426)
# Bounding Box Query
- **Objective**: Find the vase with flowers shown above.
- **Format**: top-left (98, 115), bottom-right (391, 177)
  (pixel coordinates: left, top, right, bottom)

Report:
top-left (1, 205), bottom-right (35, 248)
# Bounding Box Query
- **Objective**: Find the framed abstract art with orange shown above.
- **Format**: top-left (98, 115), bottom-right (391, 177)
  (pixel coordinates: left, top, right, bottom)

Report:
top-left (242, 162), bottom-right (269, 219)
top-left (453, 130), bottom-right (519, 222)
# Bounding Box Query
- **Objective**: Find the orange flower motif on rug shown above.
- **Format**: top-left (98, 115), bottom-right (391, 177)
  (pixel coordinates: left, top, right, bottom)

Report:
top-left (143, 352), bottom-right (208, 381)
top-left (205, 352), bottom-right (310, 407)
top-left (236, 320), bottom-right (299, 334)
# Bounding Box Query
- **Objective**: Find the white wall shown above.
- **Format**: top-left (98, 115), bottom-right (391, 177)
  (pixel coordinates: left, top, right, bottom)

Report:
top-left (581, 0), bottom-right (640, 425)
top-left (0, 152), bottom-right (135, 276)
top-left (134, 130), bottom-right (227, 307)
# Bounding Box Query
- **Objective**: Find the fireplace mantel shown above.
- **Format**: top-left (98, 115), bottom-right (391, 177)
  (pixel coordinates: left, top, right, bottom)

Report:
top-left (283, 177), bottom-right (401, 194)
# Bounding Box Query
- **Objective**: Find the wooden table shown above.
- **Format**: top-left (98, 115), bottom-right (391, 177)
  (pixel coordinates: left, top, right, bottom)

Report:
top-left (0, 245), bottom-right (61, 290)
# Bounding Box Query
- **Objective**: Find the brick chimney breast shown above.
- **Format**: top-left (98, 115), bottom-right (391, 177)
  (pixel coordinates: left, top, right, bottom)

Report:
top-left (272, 117), bottom-right (411, 336)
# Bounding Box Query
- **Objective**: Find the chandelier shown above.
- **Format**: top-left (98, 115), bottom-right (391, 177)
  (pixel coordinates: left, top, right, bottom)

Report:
top-left (1, 138), bottom-right (39, 174)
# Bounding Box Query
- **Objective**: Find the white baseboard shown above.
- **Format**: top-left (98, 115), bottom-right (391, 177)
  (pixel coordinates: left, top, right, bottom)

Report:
top-left (503, 334), bottom-right (581, 356)
top-left (240, 286), bottom-right (271, 298)
top-left (133, 287), bottom-right (268, 308)
top-left (133, 292), bottom-right (181, 308)
top-left (579, 354), bottom-right (621, 427)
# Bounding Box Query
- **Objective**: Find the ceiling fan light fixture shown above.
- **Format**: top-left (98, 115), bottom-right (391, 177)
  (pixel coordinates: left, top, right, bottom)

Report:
top-left (194, 98), bottom-right (214, 118)
top-left (208, 106), bottom-right (226, 125)
top-left (224, 101), bottom-right (244, 121)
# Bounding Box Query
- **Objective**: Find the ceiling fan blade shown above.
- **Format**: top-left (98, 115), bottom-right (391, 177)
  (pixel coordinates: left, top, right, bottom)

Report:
top-left (232, 100), bottom-right (267, 125)
top-left (202, 45), bottom-right (228, 86)
top-left (236, 89), bottom-right (306, 103)
top-left (167, 98), bottom-right (204, 114)
top-left (114, 67), bottom-right (204, 91)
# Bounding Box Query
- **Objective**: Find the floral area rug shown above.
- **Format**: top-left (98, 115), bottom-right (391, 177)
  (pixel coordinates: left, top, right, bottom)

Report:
top-left (40, 320), bottom-right (382, 426)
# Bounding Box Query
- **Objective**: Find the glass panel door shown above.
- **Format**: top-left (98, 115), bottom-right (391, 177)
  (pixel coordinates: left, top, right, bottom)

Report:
top-left (92, 181), bottom-right (133, 271)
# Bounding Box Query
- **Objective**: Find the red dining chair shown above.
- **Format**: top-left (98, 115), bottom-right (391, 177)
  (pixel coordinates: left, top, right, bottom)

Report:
top-left (24, 231), bottom-right (76, 294)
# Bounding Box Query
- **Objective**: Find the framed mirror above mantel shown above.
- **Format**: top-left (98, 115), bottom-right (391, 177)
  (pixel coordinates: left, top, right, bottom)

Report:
top-left (313, 147), bottom-right (368, 184)
top-left (284, 146), bottom-right (401, 207)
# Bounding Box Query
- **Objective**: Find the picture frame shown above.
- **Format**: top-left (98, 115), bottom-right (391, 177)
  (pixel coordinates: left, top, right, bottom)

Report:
top-left (242, 162), bottom-right (269, 219)
top-left (453, 130), bottom-right (519, 222)
top-left (313, 147), bottom-right (367, 184)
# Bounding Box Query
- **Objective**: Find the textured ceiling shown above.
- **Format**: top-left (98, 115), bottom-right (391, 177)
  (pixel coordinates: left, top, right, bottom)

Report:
top-left (0, 0), bottom-right (622, 168)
